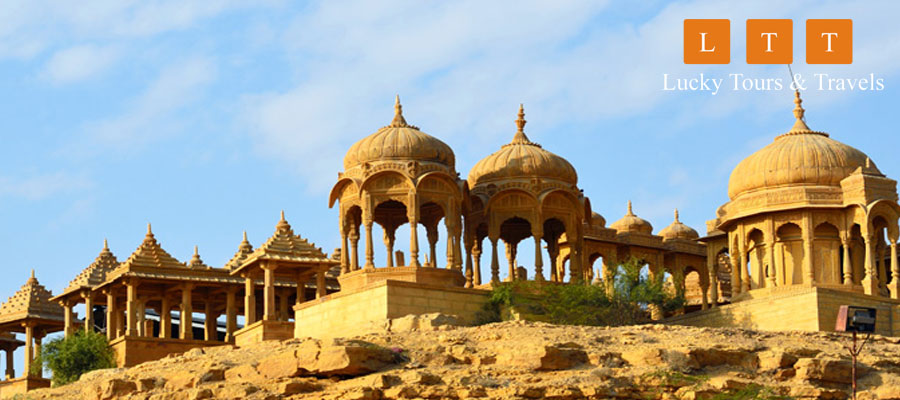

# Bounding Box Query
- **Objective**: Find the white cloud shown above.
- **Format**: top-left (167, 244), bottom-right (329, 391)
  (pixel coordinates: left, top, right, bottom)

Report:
top-left (42, 44), bottom-right (117, 83)
top-left (0, 172), bottom-right (92, 200)
top-left (86, 57), bottom-right (217, 147)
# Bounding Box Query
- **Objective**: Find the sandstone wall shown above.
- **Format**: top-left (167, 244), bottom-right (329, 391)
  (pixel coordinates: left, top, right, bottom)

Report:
top-left (666, 286), bottom-right (899, 336)
top-left (294, 280), bottom-right (489, 339)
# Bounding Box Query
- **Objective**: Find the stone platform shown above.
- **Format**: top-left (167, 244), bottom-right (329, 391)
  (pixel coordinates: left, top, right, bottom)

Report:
top-left (233, 319), bottom-right (294, 347)
top-left (337, 266), bottom-right (466, 292)
top-left (294, 279), bottom-right (489, 339)
top-left (0, 376), bottom-right (50, 398)
top-left (109, 336), bottom-right (228, 367)
top-left (666, 286), bottom-right (900, 336)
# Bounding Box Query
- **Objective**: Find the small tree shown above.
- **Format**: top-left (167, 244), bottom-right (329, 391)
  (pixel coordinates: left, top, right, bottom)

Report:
top-left (475, 257), bottom-right (685, 326)
top-left (37, 330), bottom-right (116, 386)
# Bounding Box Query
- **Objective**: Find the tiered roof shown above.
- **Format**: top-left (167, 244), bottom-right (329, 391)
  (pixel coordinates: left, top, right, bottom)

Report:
top-left (223, 231), bottom-right (254, 270)
top-left (0, 271), bottom-right (65, 326)
top-left (54, 239), bottom-right (119, 299)
top-left (233, 212), bottom-right (338, 274)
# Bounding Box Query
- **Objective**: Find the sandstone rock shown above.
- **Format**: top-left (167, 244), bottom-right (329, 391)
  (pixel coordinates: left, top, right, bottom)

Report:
top-left (496, 343), bottom-right (588, 371)
top-left (789, 384), bottom-right (849, 400)
top-left (457, 386), bottom-right (488, 398)
top-left (708, 376), bottom-right (751, 391)
top-left (675, 386), bottom-right (718, 400)
top-left (795, 357), bottom-right (863, 384)
top-left (688, 348), bottom-right (758, 369)
top-left (874, 385), bottom-right (900, 400)
top-left (257, 350), bottom-right (305, 379)
top-left (622, 348), bottom-right (666, 367)
top-left (759, 350), bottom-right (799, 371)
top-left (774, 368), bottom-right (796, 381)
top-left (100, 378), bottom-right (137, 400)
top-left (224, 364), bottom-right (263, 383)
top-left (276, 378), bottom-right (323, 395)
top-left (315, 344), bottom-right (396, 376)
top-left (389, 313), bottom-right (462, 333)
top-left (400, 370), bottom-right (443, 385)
top-left (589, 351), bottom-right (624, 367)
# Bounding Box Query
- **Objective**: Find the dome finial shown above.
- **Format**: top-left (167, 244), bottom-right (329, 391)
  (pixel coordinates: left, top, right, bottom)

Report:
top-left (103, 238), bottom-right (109, 250)
top-left (510, 104), bottom-right (532, 145)
top-left (242, 230), bottom-right (248, 242)
top-left (147, 223), bottom-right (152, 235)
top-left (790, 90), bottom-right (811, 132)
top-left (390, 95), bottom-right (408, 127)
top-left (674, 208), bottom-right (680, 222)
top-left (627, 200), bottom-right (634, 216)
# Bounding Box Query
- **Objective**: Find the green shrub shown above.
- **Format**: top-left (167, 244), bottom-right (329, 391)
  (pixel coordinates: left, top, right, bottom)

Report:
top-left (475, 258), bottom-right (686, 327)
top-left (36, 330), bottom-right (116, 386)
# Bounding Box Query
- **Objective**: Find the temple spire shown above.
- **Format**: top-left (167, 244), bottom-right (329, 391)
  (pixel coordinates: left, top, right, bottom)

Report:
top-left (674, 208), bottom-right (680, 223)
top-left (626, 200), bottom-right (634, 216)
top-left (790, 90), bottom-right (811, 132)
top-left (103, 238), bottom-right (109, 251)
top-left (390, 95), bottom-right (408, 127)
top-left (510, 104), bottom-right (533, 145)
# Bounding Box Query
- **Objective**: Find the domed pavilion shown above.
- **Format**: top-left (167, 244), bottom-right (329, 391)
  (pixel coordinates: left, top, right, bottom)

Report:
top-left (465, 105), bottom-right (586, 285)
top-left (675, 91), bottom-right (900, 335)
top-left (329, 96), bottom-right (466, 290)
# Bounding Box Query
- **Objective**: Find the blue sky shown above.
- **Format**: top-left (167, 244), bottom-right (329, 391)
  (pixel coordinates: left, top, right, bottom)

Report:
top-left (2, 0), bottom-right (900, 333)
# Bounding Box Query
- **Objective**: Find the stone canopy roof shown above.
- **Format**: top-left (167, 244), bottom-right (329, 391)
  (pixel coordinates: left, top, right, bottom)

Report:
top-left (54, 239), bottom-right (119, 300)
top-left (0, 271), bottom-right (65, 326)
top-left (223, 231), bottom-right (254, 271)
top-left (232, 212), bottom-right (338, 275)
top-left (114, 224), bottom-right (185, 272)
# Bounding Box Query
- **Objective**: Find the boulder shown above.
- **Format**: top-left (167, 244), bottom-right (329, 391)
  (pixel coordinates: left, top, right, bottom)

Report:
top-left (759, 350), bottom-right (799, 371)
top-left (224, 364), bottom-right (263, 383)
top-left (496, 343), bottom-right (588, 371)
top-left (314, 344), bottom-right (397, 376)
top-left (99, 378), bottom-right (137, 400)
top-left (257, 350), bottom-right (305, 379)
top-left (275, 378), bottom-right (323, 395)
top-left (622, 348), bottom-right (667, 367)
top-left (688, 348), bottom-right (759, 369)
top-left (795, 357), bottom-right (863, 385)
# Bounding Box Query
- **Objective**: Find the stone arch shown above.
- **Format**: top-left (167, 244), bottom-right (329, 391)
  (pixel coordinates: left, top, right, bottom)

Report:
top-left (746, 228), bottom-right (765, 289)
top-left (814, 222), bottom-right (841, 284)
top-left (776, 223), bottom-right (803, 286)
top-left (329, 177), bottom-right (359, 208)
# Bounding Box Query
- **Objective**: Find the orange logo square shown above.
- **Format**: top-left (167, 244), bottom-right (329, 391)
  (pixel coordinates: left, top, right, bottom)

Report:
top-left (746, 19), bottom-right (792, 64)
top-left (807, 19), bottom-right (852, 64)
top-left (684, 19), bottom-right (730, 64)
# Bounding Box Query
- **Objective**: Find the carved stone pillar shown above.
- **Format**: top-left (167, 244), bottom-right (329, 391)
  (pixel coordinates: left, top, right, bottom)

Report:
top-left (842, 238), bottom-right (853, 285)
top-left (180, 283), bottom-right (193, 340)
top-left (105, 289), bottom-right (116, 340)
top-left (125, 280), bottom-right (138, 337)
top-left (160, 296), bottom-right (171, 339)
top-left (533, 234), bottom-right (544, 281)
top-left (5, 347), bottom-right (13, 379)
top-left (739, 244), bottom-right (750, 293)
top-left (364, 220), bottom-right (375, 269)
top-left (23, 323), bottom-right (33, 377)
top-left (383, 228), bottom-right (395, 268)
top-left (472, 239), bottom-right (483, 286)
top-left (83, 291), bottom-right (94, 333)
top-left (348, 221), bottom-right (360, 271)
top-left (244, 275), bottom-right (256, 325)
top-left (263, 261), bottom-right (277, 321)
top-left (890, 238), bottom-right (899, 299)
top-left (340, 223), bottom-right (349, 275)
top-left (707, 249), bottom-right (718, 307)
top-left (730, 251), bottom-right (741, 296)
top-left (62, 300), bottom-right (74, 338)
top-left (490, 238), bottom-right (500, 284)
top-left (225, 288), bottom-right (237, 342)
top-left (409, 212), bottom-right (420, 267)
top-left (863, 234), bottom-right (879, 295)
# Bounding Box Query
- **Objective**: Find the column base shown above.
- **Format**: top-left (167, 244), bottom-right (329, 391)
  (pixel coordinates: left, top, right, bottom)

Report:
top-left (0, 376), bottom-right (51, 397)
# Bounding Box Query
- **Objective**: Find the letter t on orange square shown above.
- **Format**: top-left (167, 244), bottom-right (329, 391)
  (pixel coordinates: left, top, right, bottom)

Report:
top-left (684, 19), bottom-right (730, 64)
top-left (807, 19), bottom-right (852, 64)
top-left (746, 19), bottom-right (792, 64)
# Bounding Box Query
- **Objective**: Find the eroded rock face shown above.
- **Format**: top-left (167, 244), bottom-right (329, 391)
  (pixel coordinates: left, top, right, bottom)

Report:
top-left (19, 320), bottom-right (900, 400)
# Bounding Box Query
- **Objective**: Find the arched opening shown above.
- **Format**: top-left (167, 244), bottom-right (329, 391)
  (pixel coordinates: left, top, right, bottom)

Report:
top-left (373, 200), bottom-right (408, 267)
top-left (776, 223), bottom-right (803, 286)
top-left (850, 224), bottom-right (864, 285)
top-left (814, 222), bottom-right (841, 284)
top-left (588, 253), bottom-right (603, 284)
top-left (746, 229), bottom-right (765, 289)
top-left (683, 266), bottom-right (703, 310)
top-left (715, 248), bottom-right (732, 301)
top-left (873, 216), bottom-right (890, 296)
top-left (543, 218), bottom-right (567, 282)
top-left (499, 217), bottom-right (532, 281)
top-left (419, 202), bottom-right (446, 268)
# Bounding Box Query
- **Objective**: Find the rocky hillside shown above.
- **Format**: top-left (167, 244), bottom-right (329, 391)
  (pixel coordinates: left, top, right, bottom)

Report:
top-left (23, 314), bottom-right (900, 400)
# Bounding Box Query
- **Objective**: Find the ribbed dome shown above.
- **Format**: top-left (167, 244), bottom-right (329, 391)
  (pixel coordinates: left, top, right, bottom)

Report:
top-left (610, 201), bottom-right (653, 235)
top-left (468, 105), bottom-right (577, 187)
top-left (728, 92), bottom-right (876, 200)
top-left (343, 96), bottom-right (455, 170)
top-left (658, 209), bottom-right (699, 240)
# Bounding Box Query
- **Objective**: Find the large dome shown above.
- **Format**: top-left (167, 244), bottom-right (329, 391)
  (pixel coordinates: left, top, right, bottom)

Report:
top-left (727, 92), bottom-right (876, 200)
top-left (468, 105), bottom-right (577, 187)
top-left (343, 96), bottom-right (455, 170)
